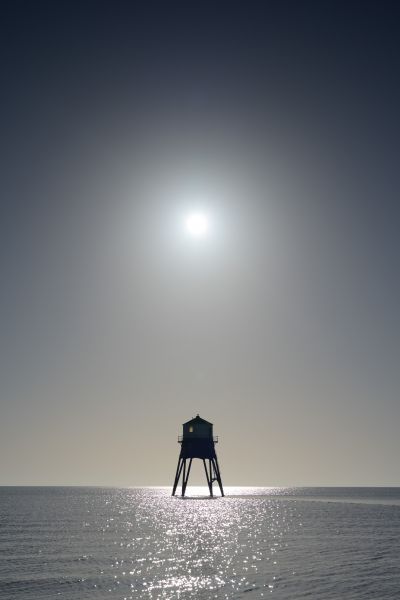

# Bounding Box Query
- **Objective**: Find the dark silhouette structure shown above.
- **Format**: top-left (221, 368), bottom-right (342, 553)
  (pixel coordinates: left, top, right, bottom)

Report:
top-left (172, 414), bottom-right (224, 497)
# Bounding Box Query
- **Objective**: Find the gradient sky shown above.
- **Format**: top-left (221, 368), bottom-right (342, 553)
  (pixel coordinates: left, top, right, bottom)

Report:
top-left (1, 1), bottom-right (399, 486)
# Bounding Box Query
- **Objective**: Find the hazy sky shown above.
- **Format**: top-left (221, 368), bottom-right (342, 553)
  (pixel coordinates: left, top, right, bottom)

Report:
top-left (1, 1), bottom-right (399, 486)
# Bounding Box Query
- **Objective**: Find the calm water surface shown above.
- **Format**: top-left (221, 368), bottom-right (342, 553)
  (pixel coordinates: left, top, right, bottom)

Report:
top-left (1, 487), bottom-right (400, 599)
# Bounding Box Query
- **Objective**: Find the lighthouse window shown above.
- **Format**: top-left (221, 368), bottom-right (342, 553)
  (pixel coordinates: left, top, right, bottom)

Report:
top-left (189, 426), bottom-right (194, 433)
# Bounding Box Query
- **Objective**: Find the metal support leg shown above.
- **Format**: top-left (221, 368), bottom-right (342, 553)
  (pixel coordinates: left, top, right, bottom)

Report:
top-left (182, 458), bottom-right (192, 496)
top-left (203, 459), bottom-right (212, 495)
top-left (213, 456), bottom-right (224, 497)
top-left (181, 459), bottom-right (187, 497)
top-left (208, 459), bottom-right (214, 497)
top-left (172, 458), bottom-right (184, 496)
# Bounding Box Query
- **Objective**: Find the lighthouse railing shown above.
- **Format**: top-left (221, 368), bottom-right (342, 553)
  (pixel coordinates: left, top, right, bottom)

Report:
top-left (178, 435), bottom-right (218, 443)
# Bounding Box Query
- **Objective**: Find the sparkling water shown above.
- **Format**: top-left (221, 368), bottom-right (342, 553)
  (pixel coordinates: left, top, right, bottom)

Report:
top-left (1, 487), bottom-right (400, 599)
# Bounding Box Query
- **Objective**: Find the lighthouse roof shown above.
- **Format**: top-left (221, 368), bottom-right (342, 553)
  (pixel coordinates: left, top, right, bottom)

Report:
top-left (183, 414), bottom-right (213, 426)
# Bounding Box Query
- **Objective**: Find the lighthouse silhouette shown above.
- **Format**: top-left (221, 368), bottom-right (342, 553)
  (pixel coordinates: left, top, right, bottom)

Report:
top-left (172, 414), bottom-right (224, 497)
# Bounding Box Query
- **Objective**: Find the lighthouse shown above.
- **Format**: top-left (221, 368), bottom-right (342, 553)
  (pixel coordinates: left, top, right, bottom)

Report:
top-left (171, 414), bottom-right (224, 497)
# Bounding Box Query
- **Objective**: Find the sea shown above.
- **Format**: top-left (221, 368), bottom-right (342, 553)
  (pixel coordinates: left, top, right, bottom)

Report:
top-left (1, 486), bottom-right (400, 599)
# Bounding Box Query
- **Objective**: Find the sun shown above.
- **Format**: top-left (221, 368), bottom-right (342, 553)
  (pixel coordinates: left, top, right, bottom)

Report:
top-left (184, 212), bottom-right (209, 238)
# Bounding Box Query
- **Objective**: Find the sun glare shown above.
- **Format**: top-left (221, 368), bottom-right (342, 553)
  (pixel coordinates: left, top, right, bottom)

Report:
top-left (185, 212), bottom-right (209, 238)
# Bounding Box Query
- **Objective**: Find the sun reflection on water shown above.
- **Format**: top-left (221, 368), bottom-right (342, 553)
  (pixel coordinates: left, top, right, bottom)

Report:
top-left (94, 487), bottom-right (299, 599)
